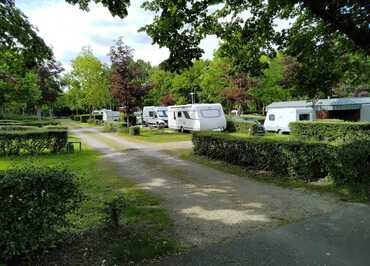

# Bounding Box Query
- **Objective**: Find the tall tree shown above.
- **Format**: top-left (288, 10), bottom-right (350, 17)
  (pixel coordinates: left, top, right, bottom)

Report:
top-left (66, 48), bottom-right (111, 111)
top-left (110, 39), bottom-right (150, 126)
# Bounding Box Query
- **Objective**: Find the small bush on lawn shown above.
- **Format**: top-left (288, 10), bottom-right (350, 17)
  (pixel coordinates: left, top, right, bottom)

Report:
top-left (0, 129), bottom-right (68, 155)
top-left (129, 126), bottom-right (140, 136)
top-left (192, 132), bottom-right (370, 184)
top-left (226, 118), bottom-right (255, 133)
top-left (290, 121), bottom-right (370, 141)
top-left (80, 114), bottom-right (91, 123)
top-left (0, 165), bottom-right (83, 263)
top-left (102, 122), bottom-right (117, 132)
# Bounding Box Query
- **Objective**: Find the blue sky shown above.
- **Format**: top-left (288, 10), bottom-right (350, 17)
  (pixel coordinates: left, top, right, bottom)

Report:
top-left (15, 0), bottom-right (220, 71)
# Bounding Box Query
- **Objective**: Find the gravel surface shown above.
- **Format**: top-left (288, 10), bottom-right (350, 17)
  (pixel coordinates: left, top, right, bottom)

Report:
top-left (73, 127), bottom-right (345, 248)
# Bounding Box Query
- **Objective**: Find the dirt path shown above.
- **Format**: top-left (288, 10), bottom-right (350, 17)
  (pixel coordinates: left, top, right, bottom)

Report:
top-left (73, 127), bottom-right (345, 248)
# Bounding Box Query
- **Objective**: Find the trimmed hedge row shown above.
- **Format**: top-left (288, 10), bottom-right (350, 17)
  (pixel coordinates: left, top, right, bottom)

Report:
top-left (0, 166), bottom-right (82, 262)
top-left (289, 121), bottom-right (370, 141)
top-left (71, 114), bottom-right (103, 122)
top-left (0, 129), bottom-right (68, 155)
top-left (192, 132), bottom-right (370, 184)
top-left (0, 120), bottom-right (59, 127)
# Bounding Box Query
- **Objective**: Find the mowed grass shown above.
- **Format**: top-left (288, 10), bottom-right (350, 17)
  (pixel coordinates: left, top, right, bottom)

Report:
top-left (164, 148), bottom-right (369, 203)
top-left (0, 144), bottom-right (178, 264)
top-left (118, 127), bottom-right (192, 143)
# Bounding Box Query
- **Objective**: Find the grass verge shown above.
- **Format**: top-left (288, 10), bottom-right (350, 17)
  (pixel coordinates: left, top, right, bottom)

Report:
top-left (0, 144), bottom-right (178, 265)
top-left (164, 148), bottom-right (369, 203)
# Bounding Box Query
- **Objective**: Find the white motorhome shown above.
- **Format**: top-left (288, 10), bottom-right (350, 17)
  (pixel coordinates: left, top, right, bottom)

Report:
top-left (168, 103), bottom-right (226, 132)
top-left (143, 106), bottom-right (168, 127)
top-left (92, 109), bottom-right (120, 121)
top-left (264, 97), bottom-right (370, 133)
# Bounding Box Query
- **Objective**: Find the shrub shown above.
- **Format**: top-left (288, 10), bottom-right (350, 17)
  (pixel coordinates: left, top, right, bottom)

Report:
top-left (102, 194), bottom-right (128, 228)
top-left (120, 113), bottom-right (136, 125)
top-left (290, 120), bottom-right (370, 141)
top-left (0, 165), bottom-right (82, 262)
top-left (0, 129), bottom-right (68, 155)
top-left (226, 118), bottom-right (255, 133)
top-left (0, 125), bottom-right (39, 131)
top-left (80, 114), bottom-right (91, 123)
top-left (193, 132), bottom-right (329, 180)
top-left (102, 122), bottom-right (117, 132)
top-left (129, 126), bottom-right (140, 136)
top-left (329, 138), bottom-right (370, 185)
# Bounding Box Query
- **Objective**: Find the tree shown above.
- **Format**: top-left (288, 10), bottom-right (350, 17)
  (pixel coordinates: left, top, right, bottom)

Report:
top-left (159, 95), bottom-right (175, 106)
top-left (222, 88), bottom-right (245, 114)
top-left (110, 39), bottom-right (150, 126)
top-left (65, 48), bottom-right (111, 112)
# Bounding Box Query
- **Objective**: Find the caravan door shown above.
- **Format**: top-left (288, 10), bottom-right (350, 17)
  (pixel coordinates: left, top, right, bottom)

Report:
top-left (176, 110), bottom-right (186, 131)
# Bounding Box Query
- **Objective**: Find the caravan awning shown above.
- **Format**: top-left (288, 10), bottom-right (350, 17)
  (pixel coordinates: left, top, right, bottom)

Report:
top-left (315, 104), bottom-right (361, 111)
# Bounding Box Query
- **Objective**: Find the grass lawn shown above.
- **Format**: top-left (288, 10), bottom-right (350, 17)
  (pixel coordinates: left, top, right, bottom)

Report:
top-left (117, 127), bottom-right (192, 143)
top-left (164, 148), bottom-right (369, 203)
top-left (0, 144), bottom-right (178, 265)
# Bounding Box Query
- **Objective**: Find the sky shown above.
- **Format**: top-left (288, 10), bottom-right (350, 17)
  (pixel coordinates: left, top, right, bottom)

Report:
top-left (15, 0), bottom-right (220, 71)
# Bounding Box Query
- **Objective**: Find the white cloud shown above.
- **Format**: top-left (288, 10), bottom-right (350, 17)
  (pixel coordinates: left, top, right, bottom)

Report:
top-left (15, 0), bottom-right (220, 71)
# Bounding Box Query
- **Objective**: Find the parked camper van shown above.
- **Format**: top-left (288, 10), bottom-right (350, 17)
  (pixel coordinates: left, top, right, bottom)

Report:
top-left (168, 103), bottom-right (226, 132)
top-left (264, 97), bottom-right (370, 133)
top-left (92, 109), bottom-right (120, 122)
top-left (142, 106), bottom-right (168, 127)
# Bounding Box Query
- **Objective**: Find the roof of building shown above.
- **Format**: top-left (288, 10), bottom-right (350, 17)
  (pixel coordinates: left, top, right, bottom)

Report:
top-left (267, 97), bottom-right (370, 110)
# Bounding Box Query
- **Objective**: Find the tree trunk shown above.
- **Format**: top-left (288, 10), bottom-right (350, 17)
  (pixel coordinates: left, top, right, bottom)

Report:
top-left (126, 112), bottom-right (130, 128)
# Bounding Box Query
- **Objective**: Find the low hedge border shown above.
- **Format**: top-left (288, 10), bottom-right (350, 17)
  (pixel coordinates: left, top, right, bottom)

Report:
top-left (289, 121), bottom-right (370, 141)
top-left (0, 129), bottom-right (68, 155)
top-left (192, 132), bottom-right (370, 184)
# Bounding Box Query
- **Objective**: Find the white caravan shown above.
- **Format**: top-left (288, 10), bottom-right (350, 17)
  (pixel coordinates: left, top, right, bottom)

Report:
top-left (168, 103), bottom-right (226, 132)
top-left (264, 97), bottom-right (370, 133)
top-left (92, 109), bottom-right (120, 121)
top-left (143, 106), bottom-right (168, 127)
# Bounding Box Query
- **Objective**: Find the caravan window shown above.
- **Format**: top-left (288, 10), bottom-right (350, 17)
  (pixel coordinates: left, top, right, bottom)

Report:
top-left (269, 114), bottom-right (275, 121)
top-left (177, 111), bottom-right (182, 118)
top-left (200, 109), bottom-right (221, 118)
top-left (173, 112), bottom-right (176, 120)
top-left (299, 114), bottom-right (310, 121)
top-left (157, 110), bottom-right (167, 117)
top-left (149, 111), bottom-right (154, 117)
top-left (183, 111), bottom-right (191, 119)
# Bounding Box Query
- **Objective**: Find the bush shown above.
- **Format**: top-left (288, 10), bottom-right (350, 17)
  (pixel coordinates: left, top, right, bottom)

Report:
top-left (0, 129), bottom-right (68, 155)
top-left (290, 120), bottom-right (370, 141)
top-left (0, 120), bottom-right (59, 127)
top-left (193, 132), bottom-right (329, 180)
top-left (102, 194), bottom-right (128, 228)
top-left (192, 132), bottom-right (370, 184)
top-left (226, 118), bottom-right (255, 133)
top-left (80, 114), bottom-right (91, 123)
top-left (102, 122), bottom-right (117, 132)
top-left (0, 165), bottom-right (82, 262)
top-left (120, 113), bottom-right (136, 125)
top-left (129, 126), bottom-right (140, 136)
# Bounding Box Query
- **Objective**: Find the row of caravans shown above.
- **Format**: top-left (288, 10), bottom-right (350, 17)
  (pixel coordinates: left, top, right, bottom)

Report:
top-left (264, 97), bottom-right (370, 133)
top-left (143, 104), bottom-right (227, 131)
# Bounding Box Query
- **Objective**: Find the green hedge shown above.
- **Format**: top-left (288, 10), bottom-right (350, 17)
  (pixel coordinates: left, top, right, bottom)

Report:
top-left (0, 120), bottom-right (59, 127)
top-left (0, 129), bottom-right (68, 155)
top-left (289, 121), bottom-right (370, 141)
top-left (192, 132), bottom-right (370, 184)
top-left (226, 118), bottom-right (255, 133)
top-left (0, 166), bottom-right (82, 262)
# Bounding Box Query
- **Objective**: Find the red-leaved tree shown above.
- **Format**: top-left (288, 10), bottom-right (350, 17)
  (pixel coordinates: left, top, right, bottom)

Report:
top-left (160, 95), bottom-right (175, 106)
top-left (110, 39), bottom-right (150, 126)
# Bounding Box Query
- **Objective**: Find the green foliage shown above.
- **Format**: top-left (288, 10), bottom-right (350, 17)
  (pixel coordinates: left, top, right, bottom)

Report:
top-left (226, 118), bottom-right (255, 134)
top-left (290, 121), bottom-right (370, 141)
top-left (0, 129), bottom-right (68, 155)
top-left (102, 122), bottom-right (117, 132)
top-left (102, 194), bottom-right (128, 228)
top-left (64, 48), bottom-right (111, 112)
top-left (0, 165), bottom-right (82, 262)
top-left (192, 131), bottom-right (370, 184)
top-left (129, 126), bottom-right (140, 136)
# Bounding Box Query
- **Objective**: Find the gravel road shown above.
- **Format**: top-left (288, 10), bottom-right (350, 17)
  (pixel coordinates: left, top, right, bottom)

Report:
top-left (73, 127), bottom-right (345, 248)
